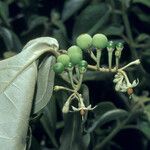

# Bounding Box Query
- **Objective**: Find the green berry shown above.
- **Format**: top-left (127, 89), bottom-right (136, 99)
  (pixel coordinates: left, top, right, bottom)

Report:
top-left (76, 34), bottom-right (92, 49)
top-left (57, 54), bottom-right (70, 67)
top-left (107, 41), bottom-right (115, 52)
top-left (107, 41), bottom-right (115, 49)
top-left (92, 34), bottom-right (108, 49)
top-left (78, 60), bottom-right (88, 68)
top-left (53, 62), bottom-right (64, 74)
top-left (69, 53), bottom-right (83, 65)
top-left (116, 42), bottom-right (123, 51)
top-left (67, 45), bottom-right (83, 65)
top-left (67, 45), bottom-right (82, 55)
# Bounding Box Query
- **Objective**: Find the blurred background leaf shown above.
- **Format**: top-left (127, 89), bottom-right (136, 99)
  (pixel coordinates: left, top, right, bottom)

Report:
top-left (132, 0), bottom-right (150, 7)
top-left (0, 0), bottom-right (149, 149)
top-left (62, 0), bottom-right (87, 22)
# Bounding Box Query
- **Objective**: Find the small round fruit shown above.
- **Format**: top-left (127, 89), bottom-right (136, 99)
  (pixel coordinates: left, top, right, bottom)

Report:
top-left (69, 53), bottom-right (83, 65)
top-left (116, 42), bottom-right (123, 51)
top-left (79, 60), bottom-right (88, 68)
top-left (67, 45), bottom-right (82, 55)
top-left (107, 41), bottom-right (115, 49)
top-left (57, 54), bottom-right (70, 67)
top-left (76, 34), bottom-right (92, 49)
top-left (53, 62), bottom-right (64, 74)
top-left (92, 34), bottom-right (108, 49)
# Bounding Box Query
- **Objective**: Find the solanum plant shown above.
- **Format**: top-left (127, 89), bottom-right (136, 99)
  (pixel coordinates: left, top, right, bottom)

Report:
top-left (0, 34), bottom-right (149, 150)
top-left (53, 33), bottom-right (140, 119)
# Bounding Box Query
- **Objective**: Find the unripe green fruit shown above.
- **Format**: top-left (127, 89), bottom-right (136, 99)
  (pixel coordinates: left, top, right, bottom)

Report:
top-left (76, 34), bottom-right (92, 49)
top-left (69, 53), bottom-right (83, 65)
top-left (67, 45), bottom-right (83, 65)
top-left (57, 54), bottom-right (70, 67)
top-left (92, 34), bottom-right (108, 49)
top-left (53, 62), bottom-right (64, 74)
top-left (78, 60), bottom-right (88, 68)
top-left (116, 42), bottom-right (123, 51)
top-left (67, 45), bottom-right (82, 55)
top-left (107, 41), bottom-right (115, 49)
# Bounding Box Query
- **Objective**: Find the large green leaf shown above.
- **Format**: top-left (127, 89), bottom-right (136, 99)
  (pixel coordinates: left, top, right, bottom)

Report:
top-left (62, 0), bottom-right (86, 21)
top-left (22, 15), bottom-right (48, 35)
top-left (30, 136), bottom-right (41, 150)
top-left (0, 1), bottom-right (10, 27)
top-left (132, 0), bottom-right (150, 7)
top-left (138, 121), bottom-right (150, 139)
top-left (11, 32), bottom-right (22, 52)
top-left (0, 27), bottom-right (22, 51)
top-left (102, 25), bottom-right (124, 36)
top-left (135, 33), bottom-right (150, 43)
top-left (4, 0), bottom-right (15, 4)
top-left (93, 102), bottom-right (116, 118)
top-left (73, 3), bottom-right (111, 38)
top-left (40, 96), bottom-right (58, 148)
top-left (60, 113), bottom-right (87, 150)
top-left (0, 62), bottom-right (37, 150)
top-left (88, 109), bottom-right (128, 133)
top-left (53, 29), bottom-right (69, 49)
top-left (131, 6), bottom-right (150, 24)
top-left (0, 37), bottom-right (59, 149)
top-left (122, 123), bottom-right (150, 140)
top-left (0, 27), bottom-right (13, 50)
top-left (33, 56), bottom-right (56, 114)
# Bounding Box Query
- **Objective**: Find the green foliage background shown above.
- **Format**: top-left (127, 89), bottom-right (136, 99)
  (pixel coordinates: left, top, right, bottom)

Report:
top-left (0, 0), bottom-right (150, 150)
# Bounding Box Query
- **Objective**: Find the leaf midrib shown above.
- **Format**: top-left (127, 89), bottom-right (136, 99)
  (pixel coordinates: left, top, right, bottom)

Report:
top-left (0, 48), bottom-right (52, 94)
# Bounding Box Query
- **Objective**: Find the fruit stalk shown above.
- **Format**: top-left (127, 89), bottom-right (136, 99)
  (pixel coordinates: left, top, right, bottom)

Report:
top-left (68, 69), bottom-right (76, 89)
top-left (90, 51), bottom-right (97, 63)
top-left (108, 51), bottom-right (113, 71)
top-left (115, 57), bottom-right (119, 70)
top-left (107, 41), bottom-right (115, 71)
top-left (96, 49), bottom-right (102, 68)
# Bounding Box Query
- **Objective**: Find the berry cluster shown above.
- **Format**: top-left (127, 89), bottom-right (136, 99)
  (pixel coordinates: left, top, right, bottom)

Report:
top-left (53, 33), bottom-right (110, 75)
top-left (53, 46), bottom-right (88, 75)
top-left (52, 33), bottom-right (140, 118)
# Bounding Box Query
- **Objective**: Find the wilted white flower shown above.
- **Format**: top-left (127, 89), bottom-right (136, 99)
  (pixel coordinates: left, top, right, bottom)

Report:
top-left (72, 105), bottom-right (97, 118)
top-left (114, 71), bottom-right (139, 95)
top-left (72, 104), bottom-right (96, 111)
